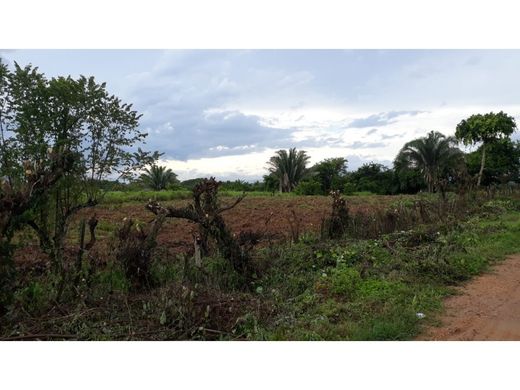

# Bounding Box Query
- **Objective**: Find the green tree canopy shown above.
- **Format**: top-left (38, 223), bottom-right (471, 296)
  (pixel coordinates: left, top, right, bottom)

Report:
top-left (348, 162), bottom-right (394, 195)
top-left (466, 139), bottom-right (520, 185)
top-left (140, 164), bottom-right (178, 190)
top-left (395, 131), bottom-right (463, 193)
top-left (267, 148), bottom-right (310, 192)
top-left (455, 111), bottom-right (517, 186)
top-left (0, 61), bottom-right (159, 270)
top-left (311, 157), bottom-right (348, 194)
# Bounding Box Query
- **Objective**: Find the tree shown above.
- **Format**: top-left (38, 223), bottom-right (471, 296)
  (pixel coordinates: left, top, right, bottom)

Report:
top-left (0, 62), bottom-right (158, 274)
top-left (348, 162), bottom-right (394, 195)
top-left (455, 111), bottom-right (517, 186)
top-left (395, 131), bottom-right (463, 193)
top-left (267, 148), bottom-right (310, 192)
top-left (466, 139), bottom-right (520, 185)
top-left (140, 164), bottom-right (178, 190)
top-left (393, 152), bottom-right (427, 194)
top-left (311, 157), bottom-right (348, 194)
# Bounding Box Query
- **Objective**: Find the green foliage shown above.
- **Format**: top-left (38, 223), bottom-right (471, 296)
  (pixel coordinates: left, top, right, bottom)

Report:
top-left (0, 61), bottom-right (159, 275)
top-left (348, 163), bottom-right (395, 195)
top-left (294, 180), bottom-right (322, 195)
top-left (329, 266), bottom-right (361, 296)
top-left (395, 131), bottom-right (464, 193)
top-left (466, 139), bottom-right (520, 185)
top-left (267, 148), bottom-right (310, 192)
top-left (456, 111), bottom-right (517, 186)
top-left (342, 182), bottom-right (356, 195)
top-left (393, 157), bottom-right (426, 194)
top-left (456, 111), bottom-right (517, 146)
top-left (311, 157), bottom-right (348, 194)
top-left (219, 179), bottom-right (267, 192)
top-left (139, 164), bottom-right (178, 191)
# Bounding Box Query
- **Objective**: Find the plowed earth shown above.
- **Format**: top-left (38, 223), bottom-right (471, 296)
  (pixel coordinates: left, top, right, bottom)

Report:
top-left (14, 195), bottom-right (399, 267)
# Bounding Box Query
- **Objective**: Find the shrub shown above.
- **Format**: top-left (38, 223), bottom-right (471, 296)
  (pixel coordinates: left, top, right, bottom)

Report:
top-left (294, 180), bottom-right (323, 195)
top-left (329, 266), bottom-right (361, 296)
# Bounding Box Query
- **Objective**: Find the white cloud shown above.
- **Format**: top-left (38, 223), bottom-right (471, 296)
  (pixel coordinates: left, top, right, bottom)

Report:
top-left (3, 50), bottom-right (520, 180)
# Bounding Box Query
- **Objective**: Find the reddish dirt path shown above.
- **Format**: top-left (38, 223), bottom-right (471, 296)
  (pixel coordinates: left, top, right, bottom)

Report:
top-left (419, 254), bottom-right (520, 341)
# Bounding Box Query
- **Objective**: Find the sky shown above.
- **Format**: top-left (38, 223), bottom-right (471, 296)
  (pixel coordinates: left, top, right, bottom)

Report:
top-left (1, 49), bottom-right (519, 181)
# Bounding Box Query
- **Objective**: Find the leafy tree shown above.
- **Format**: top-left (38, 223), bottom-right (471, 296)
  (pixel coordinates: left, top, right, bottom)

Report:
top-left (140, 164), bottom-right (178, 190)
top-left (348, 163), bottom-right (394, 195)
top-left (267, 148), bottom-right (310, 192)
top-left (455, 111), bottom-right (517, 186)
top-left (180, 178), bottom-right (205, 190)
top-left (466, 139), bottom-right (520, 185)
top-left (262, 174), bottom-right (278, 193)
top-left (393, 152), bottom-right (427, 194)
top-left (395, 131), bottom-right (463, 193)
top-left (0, 62), bottom-right (158, 274)
top-left (311, 157), bottom-right (348, 194)
top-left (294, 180), bottom-right (322, 195)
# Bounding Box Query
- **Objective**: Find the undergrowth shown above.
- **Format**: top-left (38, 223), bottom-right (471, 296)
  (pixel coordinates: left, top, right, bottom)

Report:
top-left (2, 194), bottom-right (520, 340)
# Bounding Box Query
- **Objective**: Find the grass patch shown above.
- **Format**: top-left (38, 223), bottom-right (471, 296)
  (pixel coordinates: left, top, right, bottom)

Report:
top-left (256, 208), bottom-right (520, 340)
top-left (100, 189), bottom-right (298, 204)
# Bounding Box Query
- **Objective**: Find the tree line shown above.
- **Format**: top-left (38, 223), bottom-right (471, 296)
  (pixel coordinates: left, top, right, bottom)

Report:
top-left (139, 114), bottom-right (519, 196)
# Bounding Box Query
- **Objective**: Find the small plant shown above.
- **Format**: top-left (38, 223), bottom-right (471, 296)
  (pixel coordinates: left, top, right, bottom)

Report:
top-left (329, 266), bottom-right (361, 296)
top-left (321, 190), bottom-right (349, 239)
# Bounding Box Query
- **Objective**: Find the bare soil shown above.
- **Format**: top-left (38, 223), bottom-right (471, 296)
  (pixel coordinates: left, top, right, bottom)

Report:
top-left (418, 254), bottom-right (520, 341)
top-left (14, 195), bottom-right (399, 266)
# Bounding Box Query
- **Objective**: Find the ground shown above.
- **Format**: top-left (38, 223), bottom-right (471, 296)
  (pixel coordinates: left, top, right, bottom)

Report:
top-left (418, 254), bottom-right (520, 341)
top-left (5, 192), bottom-right (520, 341)
top-left (14, 194), bottom-right (404, 265)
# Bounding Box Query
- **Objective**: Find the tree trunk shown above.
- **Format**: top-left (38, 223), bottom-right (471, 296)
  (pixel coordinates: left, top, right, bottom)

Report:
top-left (477, 143), bottom-right (486, 187)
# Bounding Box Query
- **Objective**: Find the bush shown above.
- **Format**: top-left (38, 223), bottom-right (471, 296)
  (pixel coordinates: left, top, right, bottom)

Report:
top-left (343, 182), bottom-right (356, 196)
top-left (329, 266), bottom-right (361, 296)
top-left (294, 180), bottom-right (323, 195)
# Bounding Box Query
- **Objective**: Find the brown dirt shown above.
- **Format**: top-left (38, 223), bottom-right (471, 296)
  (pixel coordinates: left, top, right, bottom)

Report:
top-left (14, 195), bottom-right (401, 265)
top-left (418, 254), bottom-right (520, 341)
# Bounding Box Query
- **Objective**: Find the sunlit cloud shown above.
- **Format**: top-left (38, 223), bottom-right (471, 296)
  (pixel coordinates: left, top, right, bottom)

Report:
top-left (2, 49), bottom-right (520, 180)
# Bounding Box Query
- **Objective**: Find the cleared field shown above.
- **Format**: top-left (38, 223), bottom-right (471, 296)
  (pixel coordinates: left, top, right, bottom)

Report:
top-left (14, 194), bottom-right (411, 265)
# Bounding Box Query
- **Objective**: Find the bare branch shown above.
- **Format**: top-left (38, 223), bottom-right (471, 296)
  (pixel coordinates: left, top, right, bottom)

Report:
top-left (216, 192), bottom-right (246, 214)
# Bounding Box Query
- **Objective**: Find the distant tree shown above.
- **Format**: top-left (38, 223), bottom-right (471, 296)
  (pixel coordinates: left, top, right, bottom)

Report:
top-left (140, 164), bottom-right (178, 190)
top-left (393, 153), bottom-right (427, 194)
top-left (349, 163), bottom-right (394, 195)
top-left (220, 179), bottom-right (254, 192)
top-left (311, 157), bottom-right (348, 194)
top-left (396, 131), bottom-right (463, 193)
top-left (455, 111), bottom-right (517, 186)
top-left (267, 148), bottom-right (310, 192)
top-left (262, 174), bottom-right (278, 193)
top-left (180, 178), bottom-right (205, 190)
top-left (466, 139), bottom-right (520, 185)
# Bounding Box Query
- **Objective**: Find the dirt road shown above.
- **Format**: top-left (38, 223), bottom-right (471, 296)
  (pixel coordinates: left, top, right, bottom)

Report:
top-left (419, 254), bottom-right (520, 341)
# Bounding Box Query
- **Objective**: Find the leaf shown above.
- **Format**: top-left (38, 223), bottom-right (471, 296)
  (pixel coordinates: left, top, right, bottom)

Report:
top-left (159, 310), bottom-right (167, 325)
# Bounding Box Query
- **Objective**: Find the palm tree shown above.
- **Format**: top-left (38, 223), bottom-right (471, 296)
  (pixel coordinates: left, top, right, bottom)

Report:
top-left (140, 164), bottom-right (178, 191)
top-left (395, 131), bottom-right (463, 193)
top-left (267, 148), bottom-right (310, 192)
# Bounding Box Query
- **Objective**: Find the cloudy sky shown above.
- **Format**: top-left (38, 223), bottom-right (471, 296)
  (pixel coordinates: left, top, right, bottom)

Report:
top-left (1, 50), bottom-right (519, 181)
